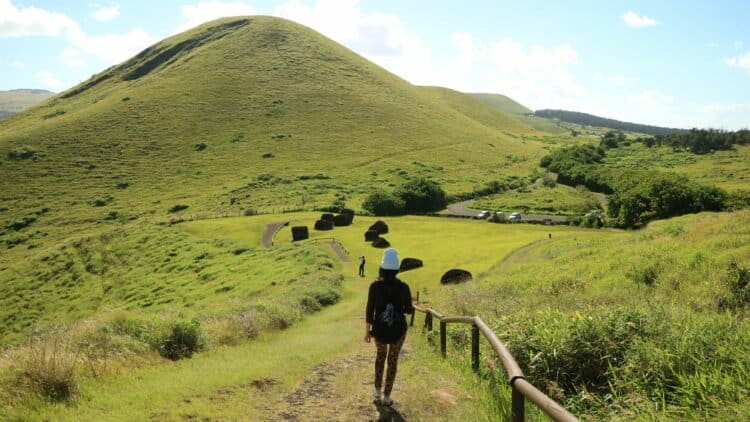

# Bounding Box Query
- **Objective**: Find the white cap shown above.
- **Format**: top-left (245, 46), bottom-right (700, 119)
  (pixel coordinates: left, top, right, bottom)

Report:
top-left (380, 248), bottom-right (400, 270)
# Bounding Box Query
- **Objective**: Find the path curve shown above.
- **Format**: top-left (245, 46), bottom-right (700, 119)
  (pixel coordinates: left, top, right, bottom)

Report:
top-left (262, 221), bottom-right (289, 248)
top-left (446, 201), bottom-right (569, 223)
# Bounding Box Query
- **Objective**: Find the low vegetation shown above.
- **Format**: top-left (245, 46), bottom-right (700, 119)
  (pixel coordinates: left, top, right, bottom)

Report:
top-left (541, 144), bottom-right (731, 227)
top-left (444, 211), bottom-right (750, 419)
top-left (362, 178), bottom-right (447, 215)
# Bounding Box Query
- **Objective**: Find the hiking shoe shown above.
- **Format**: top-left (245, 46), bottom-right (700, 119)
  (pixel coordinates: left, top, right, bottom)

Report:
top-left (382, 395), bottom-right (393, 406)
top-left (372, 388), bottom-right (382, 402)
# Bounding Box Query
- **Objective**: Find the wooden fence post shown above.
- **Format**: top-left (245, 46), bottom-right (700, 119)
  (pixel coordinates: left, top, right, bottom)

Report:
top-left (440, 321), bottom-right (447, 358)
top-left (410, 292), bottom-right (419, 327)
top-left (471, 323), bottom-right (479, 373)
top-left (426, 312), bottom-right (433, 332)
top-left (512, 385), bottom-right (525, 422)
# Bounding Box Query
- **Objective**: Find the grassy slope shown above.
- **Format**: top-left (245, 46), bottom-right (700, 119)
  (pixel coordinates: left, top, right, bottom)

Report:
top-left (603, 142), bottom-right (750, 191)
top-left (470, 92), bottom-right (567, 134)
top-left (419, 87), bottom-right (535, 135)
top-left (0, 215), bottom-right (340, 344)
top-left (446, 211), bottom-right (750, 418)
top-left (0, 16), bottom-right (548, 270)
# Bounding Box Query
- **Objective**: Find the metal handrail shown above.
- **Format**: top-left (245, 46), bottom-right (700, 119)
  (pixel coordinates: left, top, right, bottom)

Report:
top-left (412, 301), bottom-right (577, 422)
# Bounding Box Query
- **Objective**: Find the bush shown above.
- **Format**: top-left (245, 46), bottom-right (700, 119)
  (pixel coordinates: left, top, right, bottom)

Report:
top-left (395, 177), bottom-right (447, 213)
top-left (7, 146), bottom-right (38, 160)
top-left (362, 190), bottom-right (405, 216)
top-left (22, 333), bottom-right (80, 402)
top-left (194, 143), bottom-right (207, 151)
top-left (157, 320), bottom-right (203, 360)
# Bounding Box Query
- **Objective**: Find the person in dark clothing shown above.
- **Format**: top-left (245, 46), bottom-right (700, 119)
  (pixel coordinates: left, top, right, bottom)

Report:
top-left (365, 248), bottom-right (414, 406)
top-left (358, 255), bottom-right (366, 277)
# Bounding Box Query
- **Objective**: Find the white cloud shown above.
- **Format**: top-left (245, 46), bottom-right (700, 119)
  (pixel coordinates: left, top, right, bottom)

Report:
top-left (432, 33), bottom-right (587, 110)
top-left (725, 52), bottom-right (750, 75)
top-left (265, 0), bottom-right (584, 110)
top-left (11, 59), bottom-right (24, 68)
top-left (74, 29), bottom-right (155, 64)
top-left (627, 90), bottom-right (674, 104)
top-left (0, 0), bottom-right (154, 66)
top-left (623, 11), bottom-right (659, 28)
top-left (0, 0), bottom-right (80, 37)
top-left (91, 4), bottom-right (120, 22)
top-left (734, 40), bottom-right (744, 51)
top-left (594, 73), bottom-right (627, 85)
top-left (179, 1), bottom-right (256, 32)
top-left (37, 71), bottom-right (62, 89)
top-left (61, 47), bottom-right (84, 66)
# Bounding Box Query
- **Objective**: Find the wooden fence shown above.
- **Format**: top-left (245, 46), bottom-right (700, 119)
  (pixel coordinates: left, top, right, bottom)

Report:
top-left (411, 294), bottom-right (577, 422)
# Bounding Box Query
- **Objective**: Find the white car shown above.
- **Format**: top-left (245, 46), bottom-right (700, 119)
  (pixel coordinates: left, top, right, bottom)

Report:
top-left (476, 210), bottom-right (492, 219)
top-left (508, 212), bottom-right (522, 221)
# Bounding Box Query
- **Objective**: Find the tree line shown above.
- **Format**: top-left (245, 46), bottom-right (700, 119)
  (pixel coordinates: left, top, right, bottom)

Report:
top-left (534, 109), bottom-right (686, 136)
top-left (600, 129), bottom-right (750, 154)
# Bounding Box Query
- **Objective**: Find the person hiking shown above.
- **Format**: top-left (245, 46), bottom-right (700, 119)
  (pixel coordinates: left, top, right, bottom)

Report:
top-left (364, 248), bottom-right (414, 406)
top-left (358, 255), bottom-right (366, 277)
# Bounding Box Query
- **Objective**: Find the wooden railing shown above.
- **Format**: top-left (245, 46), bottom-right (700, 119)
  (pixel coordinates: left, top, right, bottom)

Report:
top-left (411, 294), bottom-right (577, 422)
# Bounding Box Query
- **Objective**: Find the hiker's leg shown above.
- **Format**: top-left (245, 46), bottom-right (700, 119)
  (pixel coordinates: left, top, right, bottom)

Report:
top-left (383, 334), bottom-right (406, 396)
top-left (374, 340), bottom-right (387, 391)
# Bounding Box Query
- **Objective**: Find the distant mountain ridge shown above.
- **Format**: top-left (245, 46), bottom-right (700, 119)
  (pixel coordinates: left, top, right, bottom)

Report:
top-left (0, 89), bottom-right (55, 120)
top-left (535, 109), bottom-right (686, 136)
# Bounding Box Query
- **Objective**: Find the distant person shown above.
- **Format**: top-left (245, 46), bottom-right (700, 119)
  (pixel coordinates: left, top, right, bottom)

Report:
top-left (365, 248), bottom-right (414, 407)
top-left (359, 255), bottom-right (366, 277)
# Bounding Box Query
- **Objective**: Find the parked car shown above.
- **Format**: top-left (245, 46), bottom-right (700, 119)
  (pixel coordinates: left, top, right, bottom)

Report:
top-left (508, 212), bottom-right (522, 221)
top-left (475, 210), bottom-right (492, 219)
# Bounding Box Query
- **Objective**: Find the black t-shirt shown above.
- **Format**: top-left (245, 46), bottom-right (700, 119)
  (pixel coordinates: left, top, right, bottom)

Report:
top-left (365, 278), bottom-right (414, 324)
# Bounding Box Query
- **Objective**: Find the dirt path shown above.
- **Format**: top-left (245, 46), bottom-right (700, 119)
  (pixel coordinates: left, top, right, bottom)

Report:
top-left (268, 351), bottom-right (408, 422)
top-left (330, 240), bottom-right (351, 263)
top-left (262, 221), bottom-right (289, 248)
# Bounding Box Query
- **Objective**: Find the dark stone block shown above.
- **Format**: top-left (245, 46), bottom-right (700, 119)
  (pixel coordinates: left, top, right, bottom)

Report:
top-left (291, 226), bottom-right (309, 241)
top-left (372, 237), bottom-right (390, 248)
top-left (364, 230), bottom-right (379, 242)
top-left (333, 214), bottom-right (351, 226)
top-left (340, 208), bottom-right (355, 223)
top-left (400, 258), bottom-right (423, 272)
top-left (440, 269), bottom-right (472, 284)
top-left (321, 213), bottom-right (335, 222)
top-left (314, 219), bottom-right (333, 231)
top-left (369, 220), bottom-right (389, 235)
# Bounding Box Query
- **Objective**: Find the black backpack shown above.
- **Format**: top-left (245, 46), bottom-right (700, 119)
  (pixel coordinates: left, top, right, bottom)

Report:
top-left (372, 284), bottom-right (405, 343)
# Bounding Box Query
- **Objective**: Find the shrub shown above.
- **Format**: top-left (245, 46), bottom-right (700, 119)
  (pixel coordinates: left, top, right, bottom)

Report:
top-left (194, 143), bottom-right (207, 151)
top-left (394, 177), bottom-right (447, 213)
top-left (629, 264), bottom-right (659, 286)
top-left (115, 180), bottom-right (130, 189)
top-left (362, 190), bottom-right (405, 216)
top-left (168, 204), bottom-right (189, 213)
top-left (261, 152), bottom-right (274, 158)
top-left (718, 260), bottom-right (750, 310)
top-left (7, 146), bottom-right (38, 160)
top-left (22, 333), bottom-right (80, 402)
top-left (157, 320), bottom-right (203, 360)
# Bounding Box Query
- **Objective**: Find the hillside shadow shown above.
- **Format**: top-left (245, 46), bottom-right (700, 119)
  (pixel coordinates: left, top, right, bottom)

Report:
top-left (374, 401), bottom-right (406, 422)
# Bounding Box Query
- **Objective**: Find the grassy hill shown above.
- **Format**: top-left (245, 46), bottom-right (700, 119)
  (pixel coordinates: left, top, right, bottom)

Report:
top-left (0, 16), bottom-right (548, 267)
top-left (469, 92), bottom-right (568, 134)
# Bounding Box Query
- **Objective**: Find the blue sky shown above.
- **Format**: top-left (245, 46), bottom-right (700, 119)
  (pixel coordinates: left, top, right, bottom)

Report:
top-left (1, 0), bottom-right (749, 129)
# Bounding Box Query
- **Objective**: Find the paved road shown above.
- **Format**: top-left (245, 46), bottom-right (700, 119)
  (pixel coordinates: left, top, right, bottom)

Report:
top-left (447, 201), bottom-right (569, 223)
